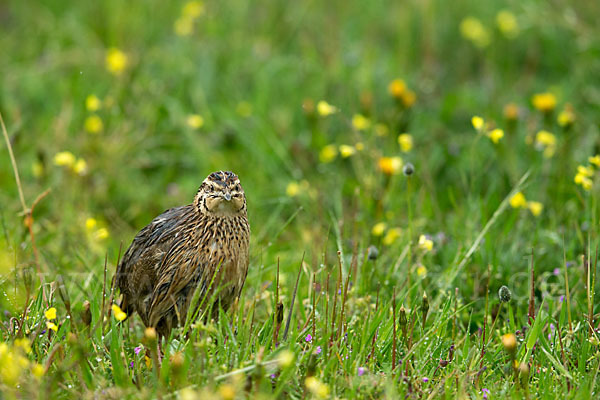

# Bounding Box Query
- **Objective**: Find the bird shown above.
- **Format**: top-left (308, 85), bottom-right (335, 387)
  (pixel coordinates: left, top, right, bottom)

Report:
top-left (115, 171), bottom-right (250, 340)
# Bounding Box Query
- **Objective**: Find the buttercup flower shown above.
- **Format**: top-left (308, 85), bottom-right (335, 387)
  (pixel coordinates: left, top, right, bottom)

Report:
top-left (105, 48), bottom-right (129, 76)
top-left (54, 151), bottom-right (76, 167)
top-left (416, 264), bottom-right (427, 277)
top-left (532, 92), bottom-right (556, 112)
top-left (73, 158), bottom-right (88, 176)
top-left (503, 103), bottom-right (519, 120)
top-left (111, 304), bottom-right (127, 321)
top-left (418, 235), bottom-right (433, 252)
top-left (85, 95), bottom-right (102, 112)
top-left (186, 114), bottom-right (204, 129)
top-left (588, 155), bottom-right (600, 167)
top-left (527, 201), bottom-right (543, 217)
top-left (45, 307), bottom-right (57, 320)
top-left (383, 227), bottom-right (402, 246)
top-left (388, 79), bottom-right (406, 98)
top-left (352, 114), bottom-right (370, 131)
top-left (305, 376), bottom-right (330, 399)
top-left (278, 350), bottom-right (294, 368)
top-left (372, 222), bottom-right (387, 237)
top-left (509, 192), bottom-right (527, 208)
top-left (339, 144), bottom-right (356, 158)
top-left (286, 181), bottom-right (300, 197)
top-left (535, 130), bottom-right (556, 158)
top-left (317, 100), bottom-right (337, 117)
top-left (398, 133), bottom-right (413, 152)
top-left (460, 17), bottom-right (490, 48)
top-left (471, 116), bottom-right (484, 131)
top-left (378, 157), bottom-right (403, 175)
top-left (496, 10), bottom-right (519, 38)
top-left (487, 128), bottom-right (504, 144)
top-left (558, 107), bottom-right (575, 127)
top-left (319, 144), bottom-right (338, 163)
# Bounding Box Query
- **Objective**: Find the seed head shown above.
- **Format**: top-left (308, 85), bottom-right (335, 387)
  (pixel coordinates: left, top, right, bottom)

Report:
top-left (498, 285), bottom-right (512, 303)
top-left (367, 245), bottom-right (379, 260)
top-left (403, 162), bottom-right (414, 176)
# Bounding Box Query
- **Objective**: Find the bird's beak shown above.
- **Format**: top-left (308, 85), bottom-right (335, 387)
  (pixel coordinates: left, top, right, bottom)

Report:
top-left (223, 192), bottom-right (232, 201)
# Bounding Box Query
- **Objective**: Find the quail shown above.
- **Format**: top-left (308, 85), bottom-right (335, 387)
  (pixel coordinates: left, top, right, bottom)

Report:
top-left (115, 171), bottom-right (250, 339)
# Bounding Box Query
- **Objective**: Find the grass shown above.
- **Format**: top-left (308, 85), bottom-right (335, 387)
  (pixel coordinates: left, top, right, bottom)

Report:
top-left (1, 0), bottom-right (600, 398)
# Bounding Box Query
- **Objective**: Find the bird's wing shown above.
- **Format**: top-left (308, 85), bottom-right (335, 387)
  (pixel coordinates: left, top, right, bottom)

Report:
top-left (115, 205), bottom-right (194, 312)
top-left (147, 240), bottom-right (210, 328)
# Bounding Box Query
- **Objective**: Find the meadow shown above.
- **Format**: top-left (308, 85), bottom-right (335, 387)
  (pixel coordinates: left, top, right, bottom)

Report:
top-left (1, 0), bottom-right (600, 398)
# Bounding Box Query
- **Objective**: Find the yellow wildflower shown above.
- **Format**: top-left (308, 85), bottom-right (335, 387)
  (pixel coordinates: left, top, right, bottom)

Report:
top-left (85, 218), bottom-right (97, 231)
top-left (383, 228), bottom-right (402, 246)
top-left (0, 347), bottom-right (25, 386)
top-left (378, 157), bottom-right (403, 175)
top-left (85, 95), bottom-right (102, 112)
top-left (105, 48), bottom-right (129, 76)
top-left (339, 144), bottom-right (356, 158)
top-left (278, 350), bottom-right (294, 368)
top-left (471, 116), bottom-right (484, 131)
top-left (286, 181), bottom-right (300, 197)
top-left (401, 90), bottom-right (416, 107)
top-left (397, 133), bottom-right (413, 152)
top-left (460, 17), bottom-right (490, 48)
top-left (371, 222), bottom-right (387, 237)
top-left (32, 161), bottom-right (44, 178)
top-left (374, 123), bottom-right (389, 137)
top-left (527, 201), bottom-right (543, 217)
top-left (73, 158), bottom-right (88, 176)
top-left (535, 130), bottom-right (556, 158)
top-left (487, 128), bottom-right (504, 144)
top-left (416, 264), bottom-right (427, 277)
top-left (305, 376), bottom-right (330, 399)
top-left (186, 114), bottom-right (204, 129)
top-left (54, 151), bottom-right (76, 167)
top-left (31, 363), bottom-right (45, 379)
top-left (577, 165), bottom-right (594, 178)
top-left (236, 101), bottom-right (252, 117)
top-left (319, 144), bottom-right (338, 163)
top-left (509, 192), bottom-right (527, 208)
top-left (94, 228), bottom-right (110, 240)
top-left (531, 92), bottom-right (556, 112)
top-left (352, 114), bottom-right (371, 131)
top-left (355, 142), bottom-right (365, 151)
top-left (218, 384), bottom-right (236, 400)
top-left (316, 100), bottom-right (337, 117)
top-left (501, 333), bottom-right (517, 353)
top-left (418, 235), bottom-right (433, 252)
top-left (84, 115), bottom-right (103, 134)
top-left (503, 103), bottom-right (519, 120)
top-left (45, 307), bottom-right (57, 320)
top-left (557, 108), bottom-right (575, 127)
top-left (388, 79), bottom-right (406, 98)
top-left (496, 10), bottom-right (519, 39)
top-left (589, 155), bottom-right (600, 167)
top-left (111, 304), bottom-right (127, 321)
top-left (174, 17), bottom-right (194, 36)
top-left (182, 1), bottom-right (205, 18)
top-left (14, 338), bottom-right (31, 354)
top-left (46, 321), bottom-right (58, 332)
top-left (574, 173), bottom-right (593, 191)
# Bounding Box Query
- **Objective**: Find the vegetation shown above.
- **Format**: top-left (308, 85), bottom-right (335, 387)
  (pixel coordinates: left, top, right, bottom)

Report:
top-left (1, 0), bottom-right (600, 398)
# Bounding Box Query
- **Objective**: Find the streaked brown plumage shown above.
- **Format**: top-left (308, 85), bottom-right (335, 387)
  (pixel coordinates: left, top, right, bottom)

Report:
top-left (116, 171), bottom-right (250, 338)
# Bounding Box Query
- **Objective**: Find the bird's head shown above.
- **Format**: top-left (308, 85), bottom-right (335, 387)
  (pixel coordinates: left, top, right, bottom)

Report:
top-left (194, 171), bottom-right (246, 216)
